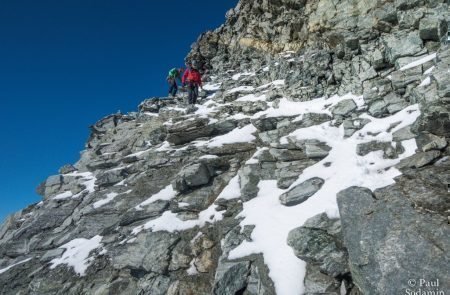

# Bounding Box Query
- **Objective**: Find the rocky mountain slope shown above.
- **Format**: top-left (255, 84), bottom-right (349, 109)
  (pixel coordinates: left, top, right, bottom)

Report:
top-left (1, 0), bottom-right (449, 294)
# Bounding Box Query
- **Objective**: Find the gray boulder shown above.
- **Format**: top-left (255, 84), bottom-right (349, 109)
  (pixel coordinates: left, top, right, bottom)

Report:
top-left (368, 100), bottom-right (388, 117)
top-left (331, 99), bottom-right (357, 116)
top-left (396, 150), bottom-right (441, 169)
top-left (419, 17), bottom-right (448, 41)
top-left (383, 31), bottom-right (423, 64)
top-left (279, 177), bottom-right (324, 206)
top-left (113, 232), bottom-right (180, 273)
top-left (337, 186), bottom-right (450, 295)
top-left (288, 213), bottom-right (349, 278)
top-left (172, 163), bottom-right (213, 193)
top-left (416, 132), bottom-right (447, 152)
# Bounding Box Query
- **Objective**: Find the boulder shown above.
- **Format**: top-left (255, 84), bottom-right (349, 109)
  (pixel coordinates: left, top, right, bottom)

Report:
top-left (383, 31), bottom-right (423, 64)
top-left (419, 17), bottom-right (448, 42)
top-left (337, 186), bottom-right (450, 294)
top-left (288, 213), bottom-right (349, 278)
top-left (172, 163), bottom-right (213, 193)
top-left (113, 232), bottom-right (180, 273)
top-left (279, 177), bottom-right (324, 206)
top-left (166, 118), bottom-right (213, 145)
top-left (396, 150), bottom-right (441, 169)
top-left (331, 99), bottom-right (357, 116)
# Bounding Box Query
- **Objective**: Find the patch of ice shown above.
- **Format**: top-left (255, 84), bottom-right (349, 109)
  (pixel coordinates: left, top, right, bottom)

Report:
top-left (50, 235), bottom-right (103, 276)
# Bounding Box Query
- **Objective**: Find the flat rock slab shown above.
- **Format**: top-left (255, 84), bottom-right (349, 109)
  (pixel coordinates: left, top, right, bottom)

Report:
top-left (280, 177), bottom-right (324, 206)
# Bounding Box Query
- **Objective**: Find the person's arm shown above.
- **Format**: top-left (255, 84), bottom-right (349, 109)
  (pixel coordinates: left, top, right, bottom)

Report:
top-left (182, 70), bottom-right (188, 85)
top-left (198, 73), bottom-right (203, 88)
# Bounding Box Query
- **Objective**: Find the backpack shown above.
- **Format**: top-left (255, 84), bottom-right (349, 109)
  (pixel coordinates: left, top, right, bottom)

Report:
top-left (168, 68), bottom-right (179, 78)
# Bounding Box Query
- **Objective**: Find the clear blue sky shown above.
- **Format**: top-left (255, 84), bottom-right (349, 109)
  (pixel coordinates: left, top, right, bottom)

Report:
top-left (0, 0), bottom-right (237, 222)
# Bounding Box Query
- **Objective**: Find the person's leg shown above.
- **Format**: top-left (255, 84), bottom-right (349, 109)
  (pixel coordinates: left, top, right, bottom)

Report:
top-left (168, 79), bottom-right (175, 97)
top-left (188, 83), bottom-right (194, 104)
top-left (173, 82), bottom-right (178, 97)
top-left (193, 85), bottom-right (199, 104)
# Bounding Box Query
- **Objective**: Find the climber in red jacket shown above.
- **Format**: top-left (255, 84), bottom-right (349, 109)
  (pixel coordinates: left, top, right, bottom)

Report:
top-left (182, 62), bottom-right (203, 105)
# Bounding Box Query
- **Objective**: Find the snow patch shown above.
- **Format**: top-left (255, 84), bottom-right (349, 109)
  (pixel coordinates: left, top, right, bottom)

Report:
top-left (217, 175), bottom-right (241, 200)
top-left (230, 104), bottom-right (421, 295)
top-left (135, 185), bottom-right (177, 210)
top-left (227, 86), bottom-right (255, 94)
top-left (206, 124), bottom-right (257, 148)
top-left (400, 53), bottom-right (436, 71)
top-left (93, 192), bottom-right (120, 209)
top-left (232, 72), bottom-right (255, 81)
top-left (50, 235), bottom-right (103, 276)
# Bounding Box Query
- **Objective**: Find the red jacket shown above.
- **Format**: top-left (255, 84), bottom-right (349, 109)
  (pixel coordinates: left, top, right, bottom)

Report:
top-left (182, 69), bottom-right (202, 86)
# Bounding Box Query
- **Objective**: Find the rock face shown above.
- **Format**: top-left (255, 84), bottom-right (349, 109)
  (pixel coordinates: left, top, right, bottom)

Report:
top-left (337, 184), bottom-right (450, 295)
top-left (1, 0), bottom-right (450, 294)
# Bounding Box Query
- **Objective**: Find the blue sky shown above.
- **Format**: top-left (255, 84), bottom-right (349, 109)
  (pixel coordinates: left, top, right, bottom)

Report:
top-left (0, 0), bottom-right (237, 222)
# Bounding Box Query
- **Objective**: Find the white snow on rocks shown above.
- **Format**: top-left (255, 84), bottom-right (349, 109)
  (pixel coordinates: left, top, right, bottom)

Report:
top-left (228, 180), bottom-right (306, 295)
top-left (53, 191), bottom-right (74, 200)
top-left (203, 83), bottom-right (222, 91)
top-left (257, 79), bottom-right (285, 90)
top-left (227, 86), bottom-right (255, 94)
top-left (53, 172), bottom-right (97, 200)
top-left (93, 192), bottom-right (119, 209)
top-left (217, 175), bottom-right (241, 200)
top-left (0, 258), bottom-right (33, 275)
top-left (206, 124), bottom-right (257, 148)
top-left (232, 72), bottom-right (255, 81)
top-left (50, 235), bottom-right (103, 276)
top-left (229, 104), bottom-right (421, 295)
top-left (132, 174), bottom-right (242, 234)
top-left (135, 185), bottom-right (177, 210)
top-left (246, 147), bottom-right (269, 164)
top-left (418, 77), bottom-right (431, 87)
top-left (399, 53), bottom-right (436, 71)
top-left (236, 94), bottom-right (267, 102)
top-left (255, 93), bottom-right (364, 119)
top-left (132, 202), bottom-right (223, 234)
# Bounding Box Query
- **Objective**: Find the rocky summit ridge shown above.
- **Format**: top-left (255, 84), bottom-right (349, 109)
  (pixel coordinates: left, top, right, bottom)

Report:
top-left (1, 0), bottom-right (450, 294)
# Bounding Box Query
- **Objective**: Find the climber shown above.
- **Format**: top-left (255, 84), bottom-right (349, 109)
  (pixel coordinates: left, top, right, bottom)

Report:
top-left (182, 62), bottom-right (203, 104)
top-left (167, 67), bottom-right (184, 97)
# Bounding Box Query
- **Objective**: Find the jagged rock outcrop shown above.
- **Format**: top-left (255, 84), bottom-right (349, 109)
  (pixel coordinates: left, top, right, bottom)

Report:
top-left (1, 0), bottom-right (449, 294)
